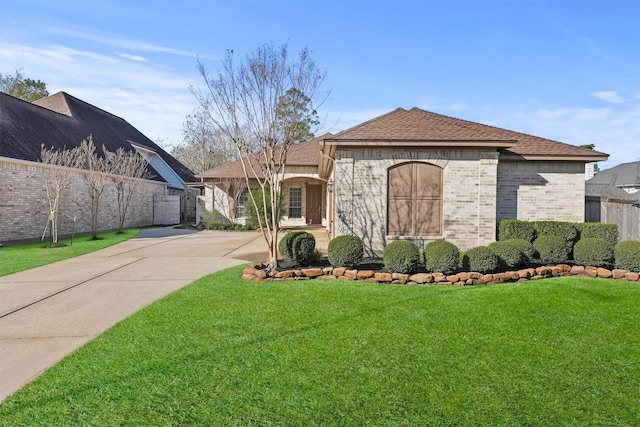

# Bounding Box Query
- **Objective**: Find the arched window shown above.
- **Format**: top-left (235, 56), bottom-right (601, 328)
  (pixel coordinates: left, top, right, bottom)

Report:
top-left (388, 162), bottom-right (442, 236)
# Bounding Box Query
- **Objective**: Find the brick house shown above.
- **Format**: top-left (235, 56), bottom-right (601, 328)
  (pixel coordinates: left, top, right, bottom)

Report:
top-left (0, 92), bottom-right (195, 243)
top-left (197, 107), bottom-right (608, 253)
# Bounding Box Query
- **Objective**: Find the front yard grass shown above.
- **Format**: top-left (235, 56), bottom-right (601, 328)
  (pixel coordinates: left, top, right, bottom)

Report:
top-left (1, 268), bottom-right (638, 425)
top-left (0, 228), bottom-right (142, 276)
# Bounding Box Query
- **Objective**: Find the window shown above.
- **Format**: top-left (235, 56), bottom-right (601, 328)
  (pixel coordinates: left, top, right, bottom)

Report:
top-left (289, 187), bottom-right (302, 218)
top-left (235, 189), bottom-right (249, 218)
top-left (388, 162), bottom-right (442, 236)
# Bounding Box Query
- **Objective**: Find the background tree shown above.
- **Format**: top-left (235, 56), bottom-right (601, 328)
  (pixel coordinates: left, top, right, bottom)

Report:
top-left (0, 69), bottom-right (49, 102)
top-left (171, 106), bottom-right (237, 174)
top-left (40, 144), bottom-right (80, 245)
top-left (104, 146), bottom-right (154, 233)
top-left (193, 43), bottom-right (328, 270)
top-left (76, 136), bottom-right (110, 239)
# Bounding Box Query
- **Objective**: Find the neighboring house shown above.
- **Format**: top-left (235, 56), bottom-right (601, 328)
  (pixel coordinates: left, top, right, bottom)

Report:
top-left (0, 91), bottom-right (195, 243)
top-left (197, 107), bottom-right (608, 253)
top-left (585, 161), bottom-right (640, 240)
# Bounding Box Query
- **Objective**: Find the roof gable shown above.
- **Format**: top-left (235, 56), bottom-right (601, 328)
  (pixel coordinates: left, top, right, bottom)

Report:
top-left (325, 107), bottom-right (608, 161)
top-left (196, 133), bottom-right (330, 179)
top-left (1, 92), bottom-right (195, 186)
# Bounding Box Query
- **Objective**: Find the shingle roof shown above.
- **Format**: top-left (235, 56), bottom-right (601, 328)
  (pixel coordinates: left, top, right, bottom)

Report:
top-left (197, 133), bottom-right (330, 179)
top-left (326, 107), bottom-right (608, 161)
top-left (586, 161), bottom-right (640, 187)
top-left (0, 92), bottom-right (195, 182)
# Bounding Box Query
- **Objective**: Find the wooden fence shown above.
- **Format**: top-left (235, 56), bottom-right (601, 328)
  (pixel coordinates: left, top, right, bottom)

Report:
top-left (586, 196), bottom-right (640, 241)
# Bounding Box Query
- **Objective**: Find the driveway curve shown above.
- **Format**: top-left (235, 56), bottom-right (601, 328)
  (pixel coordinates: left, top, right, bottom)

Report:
top-left (0, 228), bottom-right (267, 402)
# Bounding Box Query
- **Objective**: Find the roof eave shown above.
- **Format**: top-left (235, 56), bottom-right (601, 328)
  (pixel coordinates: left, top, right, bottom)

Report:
top-left (323, 139), bottom-right (517, 148)
top-left (500, 153), bottom-right (610, 162)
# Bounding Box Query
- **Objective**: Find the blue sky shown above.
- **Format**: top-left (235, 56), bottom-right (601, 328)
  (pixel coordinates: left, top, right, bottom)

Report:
top-left (1, 0), bottom-right (638, 168)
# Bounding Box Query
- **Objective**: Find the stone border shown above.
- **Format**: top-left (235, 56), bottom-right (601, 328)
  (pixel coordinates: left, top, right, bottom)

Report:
top-left (242, 264), bottom-right (640, 284)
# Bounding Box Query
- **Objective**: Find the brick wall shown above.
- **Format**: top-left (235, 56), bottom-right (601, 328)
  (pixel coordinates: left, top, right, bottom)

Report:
top-left (0, 158), bottom-right (167, 243)
top-left (333, 148), bottom-right (499, 254)
top-left (497, 161), bottom-right (586, 222)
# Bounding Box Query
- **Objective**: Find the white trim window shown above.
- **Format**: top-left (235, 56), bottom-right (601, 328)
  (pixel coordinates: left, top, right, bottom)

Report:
top-left (235, 189), bottom-right (249, 218)
top-left (289, 187), bottom-right (302, 218)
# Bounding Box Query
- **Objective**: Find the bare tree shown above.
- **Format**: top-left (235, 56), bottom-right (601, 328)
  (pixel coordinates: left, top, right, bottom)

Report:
top-left (104, 146), bottom-right (153, 233)
top-left (76, 136), bottom-right (110, 239)
top-left (172, 105), bottom-right (237, 174)
top-left (40, 144), bottom-right (80, 245)
top-left (193, 43), bottom-right (328, 270)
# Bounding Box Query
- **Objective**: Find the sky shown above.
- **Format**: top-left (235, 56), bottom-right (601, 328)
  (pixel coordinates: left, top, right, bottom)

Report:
top-left (1, 0), bottom-right (638, 169)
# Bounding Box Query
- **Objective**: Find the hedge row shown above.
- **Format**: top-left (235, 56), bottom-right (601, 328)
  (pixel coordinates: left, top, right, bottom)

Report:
top-left (279, 229), bottom-right (640, 274)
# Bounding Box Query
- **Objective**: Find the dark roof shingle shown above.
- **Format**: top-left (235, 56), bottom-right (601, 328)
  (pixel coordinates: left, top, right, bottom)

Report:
top-left (0, 92), bottom-right (194, 182)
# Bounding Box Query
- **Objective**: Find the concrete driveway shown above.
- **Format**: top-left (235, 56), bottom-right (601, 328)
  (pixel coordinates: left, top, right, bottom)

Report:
top-left (0, 228), bottom-right (268, 402)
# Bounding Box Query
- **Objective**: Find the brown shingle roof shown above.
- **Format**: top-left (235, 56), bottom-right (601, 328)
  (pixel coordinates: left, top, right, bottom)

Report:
top-left (196, 133), bottom-right (330, 179)
top-left (326, 107), bottom-right (608, 161)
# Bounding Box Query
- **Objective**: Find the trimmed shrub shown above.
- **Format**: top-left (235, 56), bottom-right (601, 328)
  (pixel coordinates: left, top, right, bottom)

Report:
top-left (573, 238), bottom-right (614, 268)
top-left (533, 235), bottom-right (571, 264)
top-left (383, 240), bottom-right (421, 274)
top-left (423, 240), bottom-right (460, 273)
top-left (328, 235), bottom-right (364, 268)
top-left (498, 219), bottom-right (536, 243)
top-left (462, 246), bottom-right (500, 273)
top-left (290, 232), bottom-right (316, 266)
top-left (576, 223), bottom-right (619, 248)
top-left (278, 231), bottom-right (305, 260)
top-left (533, 221), bottom-right (578, 249)
top-left (488, 240), bottom-right (526, 268)
top-left (502, 238), bottom-right (537, 262)
top-left (614, 240), bottom-right (640, 272)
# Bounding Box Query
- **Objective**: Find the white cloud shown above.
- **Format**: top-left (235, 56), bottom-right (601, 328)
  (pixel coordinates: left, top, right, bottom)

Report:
top-left (117, 52), bottom-right (148, 62)
top-left (46, 26), bottom-right (199, 58)
top-left (591, 91), bottom-right (625, 104)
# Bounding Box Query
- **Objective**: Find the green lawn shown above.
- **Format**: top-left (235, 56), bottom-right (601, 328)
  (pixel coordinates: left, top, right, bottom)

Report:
top-left (0, 228), bottom-right (142, 276)
top-left (1, 268), bottom-right (638, 426)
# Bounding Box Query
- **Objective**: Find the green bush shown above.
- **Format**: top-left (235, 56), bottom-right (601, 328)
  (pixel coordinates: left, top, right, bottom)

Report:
top-left (290, 232), bottom-right (316, 266)
top-left (423, 240), bottom-right (460, 273)
top-left (328, 235), bottom-right (364, 268)
top-left (488, 241), bottom-right (526, 268)
top-left (462, 246), bottom-right (500, 273)
top-left (573, 238), bottom-right (614, 268)
top-left (383, 240), bottom-right (421, 274)
top-left (533, 221), bottom-right (578, 254)
top-left (533, 235), bottom-right (571, 264)
top-left (498, 220), bottom-right (536, 242)
top-left (502, 238), bottom-right (537, 262)
top-left (278, 231), bottom-right (305, 260)
top-left (614, 240), bottom-right (640, 272)
top-left (576, 223), bottom-right (619, 248)
top-left (244, 188), bottom-right (286, 229)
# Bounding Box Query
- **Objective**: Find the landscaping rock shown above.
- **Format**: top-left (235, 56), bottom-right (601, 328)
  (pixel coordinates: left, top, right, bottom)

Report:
top-left (624, 272), bottom-right (640, 281)
top-left (302, 268), bottom-right (324, 278)
top-left (613, 269), bottom-right (630, 279)
top-left (409, 273), bottom-right (432, 284)
top-left (585, 266), bottom-right (598, 278)
top-left (375, 272), bottom-right (393, 282)
top-left (333, 267), bottom-right (346, 277)
top-left (344, 269), bottom-right (358, 279)
top-left (322, 266), bottom-right (334, 275)
top-left (392, 272), bottom-right (409, 284)
top-left (570, 265), bottom-right (585, 275)
top-left (596, 267), bottom-right (613, 279)
top-left (357, 270), bottom-right (375, 279)
top-left (275, 270), bottom-right (295, 279)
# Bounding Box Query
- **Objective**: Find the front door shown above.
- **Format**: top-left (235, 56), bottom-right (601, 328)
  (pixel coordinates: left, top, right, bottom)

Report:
top-left (306, 185), bottom-right (322, 225)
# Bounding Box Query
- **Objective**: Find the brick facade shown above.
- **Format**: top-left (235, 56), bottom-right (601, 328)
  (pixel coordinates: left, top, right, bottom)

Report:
top-left (333, 147), bottom-right (500, 254)
top-left (0, 158), bottom-right (167, 243)
top-left (496, 161), bottom-right (586, 222)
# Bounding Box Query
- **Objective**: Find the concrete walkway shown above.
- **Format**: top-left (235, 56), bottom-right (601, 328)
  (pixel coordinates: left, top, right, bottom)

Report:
top-left (0, 228), bottom-right (273, 402)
